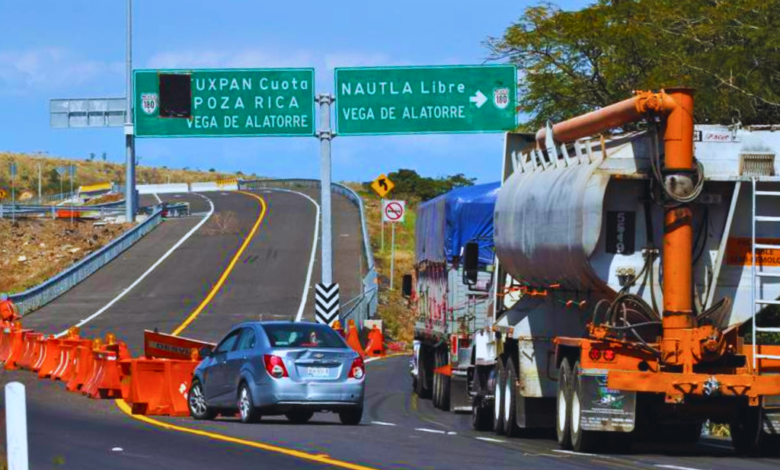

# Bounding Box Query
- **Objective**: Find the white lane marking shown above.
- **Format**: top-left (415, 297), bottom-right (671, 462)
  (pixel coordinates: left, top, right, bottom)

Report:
top-left (475, 437), bottom-right (506, 443)
top-left (447, 431), bottom-right (457, 435)
top-left (371, 421), bottom-right (397, 427)
top-left (553, 449), bottom-right (605, 457)
top-left (655, 466), bottom-right (705, 470)
top-left (414, 428), bottom-right (446, 434)
top-left (56, 193), bottom-right (215, 337)
top-left (365, 357), bottom-right (383, 363)
top-left (152, 193), bottom-right (162, 204)
top-left (111, 447), bottom-right (124, 452)
top-left (257, 188), bottom-right (319, 323)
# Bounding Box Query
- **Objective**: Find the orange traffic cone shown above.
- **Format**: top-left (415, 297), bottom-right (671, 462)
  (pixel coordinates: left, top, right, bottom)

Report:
top-left (364, 325), bottom-right (385, 357)
top-left (345, 320), bottom-right (365, 357)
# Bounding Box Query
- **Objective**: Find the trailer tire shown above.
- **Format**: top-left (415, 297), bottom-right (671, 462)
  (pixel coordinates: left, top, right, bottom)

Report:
top-left (472, 396), bottom-right (492, 431)
top-left (440, 349), bottom-right (451, 412)
top-left (571, 361), bottom-right (605, 453)
top-left (556, 358), bottom-right (573, 450)
top-left (433, 350), bottom-right (442, 408)
top-left (731, 403), bottom-right (779, 456)
top-left (416, 348), bottom-right (431, 399)
top-left (493, 359), bottom-right (506, 435)
top-left (503, 358), bottom-right (520, 437)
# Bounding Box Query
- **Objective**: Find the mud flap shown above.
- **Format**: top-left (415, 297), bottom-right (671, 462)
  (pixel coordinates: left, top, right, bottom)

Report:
top-left (580, 373), bottom-right (636, 432)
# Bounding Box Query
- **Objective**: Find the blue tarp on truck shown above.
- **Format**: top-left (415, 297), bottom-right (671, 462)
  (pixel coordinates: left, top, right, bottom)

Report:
top-left (415, 182), bottom-right (500, 265)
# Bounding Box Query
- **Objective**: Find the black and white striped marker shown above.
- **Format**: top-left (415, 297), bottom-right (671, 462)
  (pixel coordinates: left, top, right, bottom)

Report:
top-left (315, 283), bottom-right (340, 326)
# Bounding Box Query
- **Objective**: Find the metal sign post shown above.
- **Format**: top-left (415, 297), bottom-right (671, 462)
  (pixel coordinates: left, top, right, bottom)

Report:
top-left (382, 200), bottom-right (406, 290)
top-left (69, 165), bottom-right (76, 224)
top-left (317, 93), bottom-right (335, 286)
top-left (381, 198), bottom-right (385, 252)
top-left (10, 162), bottom-right (16, 223)
top-left (125, 0), bottom-right (135, 223)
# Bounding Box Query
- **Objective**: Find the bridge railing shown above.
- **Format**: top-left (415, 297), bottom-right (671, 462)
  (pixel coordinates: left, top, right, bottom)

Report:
top-left (8, 208), bottom-right (164, 315)
top-left (239, 179), bottom-right (378, 322)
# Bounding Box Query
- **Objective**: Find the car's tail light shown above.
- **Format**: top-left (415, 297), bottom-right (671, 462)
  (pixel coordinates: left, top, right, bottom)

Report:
top-left (348, 356), bottom-right (365, 380)
top-left (264, 355), bottom-right (288, 379)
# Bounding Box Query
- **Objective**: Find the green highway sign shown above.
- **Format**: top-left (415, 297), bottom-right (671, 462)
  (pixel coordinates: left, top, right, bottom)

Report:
top-left (334, 65), bottom-right (516, 136)
top-left (133, 68), bottom-right (315, 138)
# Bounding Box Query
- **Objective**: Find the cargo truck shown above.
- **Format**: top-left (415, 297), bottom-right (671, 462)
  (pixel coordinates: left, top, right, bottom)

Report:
top-left (409, 88), bottom-right (780, 454)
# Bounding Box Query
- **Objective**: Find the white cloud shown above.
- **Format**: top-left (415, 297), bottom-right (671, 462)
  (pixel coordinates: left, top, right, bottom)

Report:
top-left (0, 48), bottom-right (122, 95)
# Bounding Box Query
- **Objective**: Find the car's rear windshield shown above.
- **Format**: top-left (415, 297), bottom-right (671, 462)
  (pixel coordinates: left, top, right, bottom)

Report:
top-left (263, 324), bottom-right (346, 349)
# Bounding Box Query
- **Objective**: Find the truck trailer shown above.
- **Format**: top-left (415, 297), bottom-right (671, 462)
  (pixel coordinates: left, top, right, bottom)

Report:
top-left (410, 88), bottom-right (780, 454)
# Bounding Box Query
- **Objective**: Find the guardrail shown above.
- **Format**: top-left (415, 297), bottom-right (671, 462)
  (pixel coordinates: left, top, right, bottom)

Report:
top-left (8, 208), bottom-right (164, 315)
top-left (0, 200), bottom-right (127, 219)
top-left (239, 179), bottom-right (378, 322)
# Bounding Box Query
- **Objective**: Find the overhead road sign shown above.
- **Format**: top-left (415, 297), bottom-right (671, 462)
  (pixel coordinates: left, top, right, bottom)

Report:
top-left (50, 98), bottom-right (126, 128)
top-left (382, 200), bottom-right (406, 223)
top-left (370, 174), bottom-right (395, 198)
top-left (134, 68), bottom-right (316, 138)
top-left (334, 65), bottom-right (517, 136)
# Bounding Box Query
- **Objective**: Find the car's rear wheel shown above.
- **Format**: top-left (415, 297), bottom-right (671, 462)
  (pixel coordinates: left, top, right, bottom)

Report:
top-left (339, 406), bottom-right (363, 425)
top-left (188, 380), bottom-right (217, 420)
top-left (286, 410), bottom-right (314, 424)
top-left (238, 383), bottom-right (262, 424)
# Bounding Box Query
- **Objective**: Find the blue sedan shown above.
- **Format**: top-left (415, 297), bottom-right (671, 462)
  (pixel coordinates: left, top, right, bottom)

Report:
top-left (188, 321), bottom-right (365, 425)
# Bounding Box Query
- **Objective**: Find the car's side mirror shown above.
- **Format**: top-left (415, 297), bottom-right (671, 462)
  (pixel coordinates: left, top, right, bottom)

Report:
top-left (402, 274), bottom-right (413, 298)
top-left (199, 346), bottom-right (213, 359)
top-left (463, 241), bottom-right (479, 285)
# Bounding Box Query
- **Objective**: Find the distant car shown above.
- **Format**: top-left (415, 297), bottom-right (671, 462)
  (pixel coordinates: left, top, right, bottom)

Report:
top-left (188, 321), bottom-right (365, 425)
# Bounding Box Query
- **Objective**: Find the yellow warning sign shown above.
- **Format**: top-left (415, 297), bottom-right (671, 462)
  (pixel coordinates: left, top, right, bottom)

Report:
top-left (726, 237), bottom-right (780, 266)
top-left (370, 174), bottom-right (395, 198)
top-left (0, 189), bottom-right (6, 199)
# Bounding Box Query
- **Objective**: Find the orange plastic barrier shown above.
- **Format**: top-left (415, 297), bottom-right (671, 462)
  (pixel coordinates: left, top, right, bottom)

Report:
top-left (66, 341), bottom-right (98, 392)
top-left (0, 300), bottom-right (20, 323)
top-left (16, 332), bottom-right (43, 370)
top-left (83, 341), bottom-right (128, 399)
top-left (0, 325), bottom-right (13, 362)
top-left (364, 325), bottom-right (386, 357)
top-left (28, 334), bottom-right (49, 372)
top-left (36, 337), bottom-right (62, 378)
top-left (56, 209), bottom-right (81, 219)
top-left (345, 320), bottom-right (365, 358)
top-left (3, 323), bottom-right (32, 370)
top-left (120, 358), bottom-right (198, 416)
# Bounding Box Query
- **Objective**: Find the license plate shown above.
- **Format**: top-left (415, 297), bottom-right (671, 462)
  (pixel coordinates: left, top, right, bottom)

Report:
top-left (307, 367), bottom-right (329, 377)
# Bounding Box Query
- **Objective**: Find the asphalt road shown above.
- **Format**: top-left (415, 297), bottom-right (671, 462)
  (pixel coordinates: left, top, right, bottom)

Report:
top-left (7, 188), bottom-right (776, 470)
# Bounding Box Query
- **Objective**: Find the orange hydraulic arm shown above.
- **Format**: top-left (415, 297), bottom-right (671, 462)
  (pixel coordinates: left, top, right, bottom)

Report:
top-left (536, 88), bottom-right (696, 365)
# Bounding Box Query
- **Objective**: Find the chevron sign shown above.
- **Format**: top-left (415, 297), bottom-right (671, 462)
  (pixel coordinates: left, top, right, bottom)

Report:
top-left (315, 283), bottom-right (340, 326)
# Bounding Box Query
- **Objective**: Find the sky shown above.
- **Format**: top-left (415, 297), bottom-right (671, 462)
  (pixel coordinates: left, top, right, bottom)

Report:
top-left (0, 0), bottom-right (589, 184)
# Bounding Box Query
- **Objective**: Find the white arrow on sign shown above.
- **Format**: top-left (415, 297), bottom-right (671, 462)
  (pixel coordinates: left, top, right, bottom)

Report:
top-left (469, 90), bottom-right (487, 109)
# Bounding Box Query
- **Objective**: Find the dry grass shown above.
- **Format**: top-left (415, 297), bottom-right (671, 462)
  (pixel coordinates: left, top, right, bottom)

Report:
top-left (204, 211), bottom-right (240, 236)
top-left (0, 151), bottom-right (251, 200)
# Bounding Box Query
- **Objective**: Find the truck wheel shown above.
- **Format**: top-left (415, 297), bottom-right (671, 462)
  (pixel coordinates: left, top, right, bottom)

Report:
top-left (416, 349), bottom-right (431, 399)
top-left (433, 350), bottom-right (442, 408)
top-left (730, 403), bottom-right (777, 456)
top-left (472, 397), bottom-right (492, 431)
top-left (503, 358), bottom-right (520, 437)
top-left (441, 371), bottom-right (451, 412)
top-left (571, 361), bottom-right (604, 453)
top-left (556, 358), bottom-right (573, 449)
top-left (493, 359), bottom-right (506, 435)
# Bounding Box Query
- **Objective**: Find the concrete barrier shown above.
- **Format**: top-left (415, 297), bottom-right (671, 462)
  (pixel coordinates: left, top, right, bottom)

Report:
top-left (137, 183), bottom-right (189, 195)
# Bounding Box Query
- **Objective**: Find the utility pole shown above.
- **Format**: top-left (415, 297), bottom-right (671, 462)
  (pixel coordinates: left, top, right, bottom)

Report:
top-left (124, 0), bottom-right (136, 223)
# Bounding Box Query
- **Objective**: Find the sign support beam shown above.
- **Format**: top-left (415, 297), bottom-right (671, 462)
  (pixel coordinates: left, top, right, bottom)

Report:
top-left (317, 93), bottom-right (335, 286)
top-left (124, 0), bottom-right (136, 223)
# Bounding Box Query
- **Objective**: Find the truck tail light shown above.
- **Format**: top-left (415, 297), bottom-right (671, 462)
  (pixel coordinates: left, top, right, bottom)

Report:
top-left (589, 348), bottom-right (602, 361)
top-left (603, 348), bottom-right (616, 361)
top-left (348, 356), bottom-right (365, 380)
top-left (451, 335), bottom-right (458, 356)
top-left (264, 355), bottom-right (288, 379)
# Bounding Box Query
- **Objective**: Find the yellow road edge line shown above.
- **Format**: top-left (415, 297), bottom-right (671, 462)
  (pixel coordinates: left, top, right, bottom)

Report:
top-left (114, 399), bottom-right (377, 470)
top-left (170, 191), bottom-right (267, 337)
top-left (116, 190), bottom-right (383, 470)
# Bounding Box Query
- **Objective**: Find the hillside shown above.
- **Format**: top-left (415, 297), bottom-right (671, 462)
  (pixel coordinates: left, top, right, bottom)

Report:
top-left (0, 151), bottom-right (253, 201)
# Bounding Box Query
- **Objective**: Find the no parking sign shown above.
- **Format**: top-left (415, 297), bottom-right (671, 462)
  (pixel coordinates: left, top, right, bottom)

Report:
top-left (382, 200), bottom-right (406, 223)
